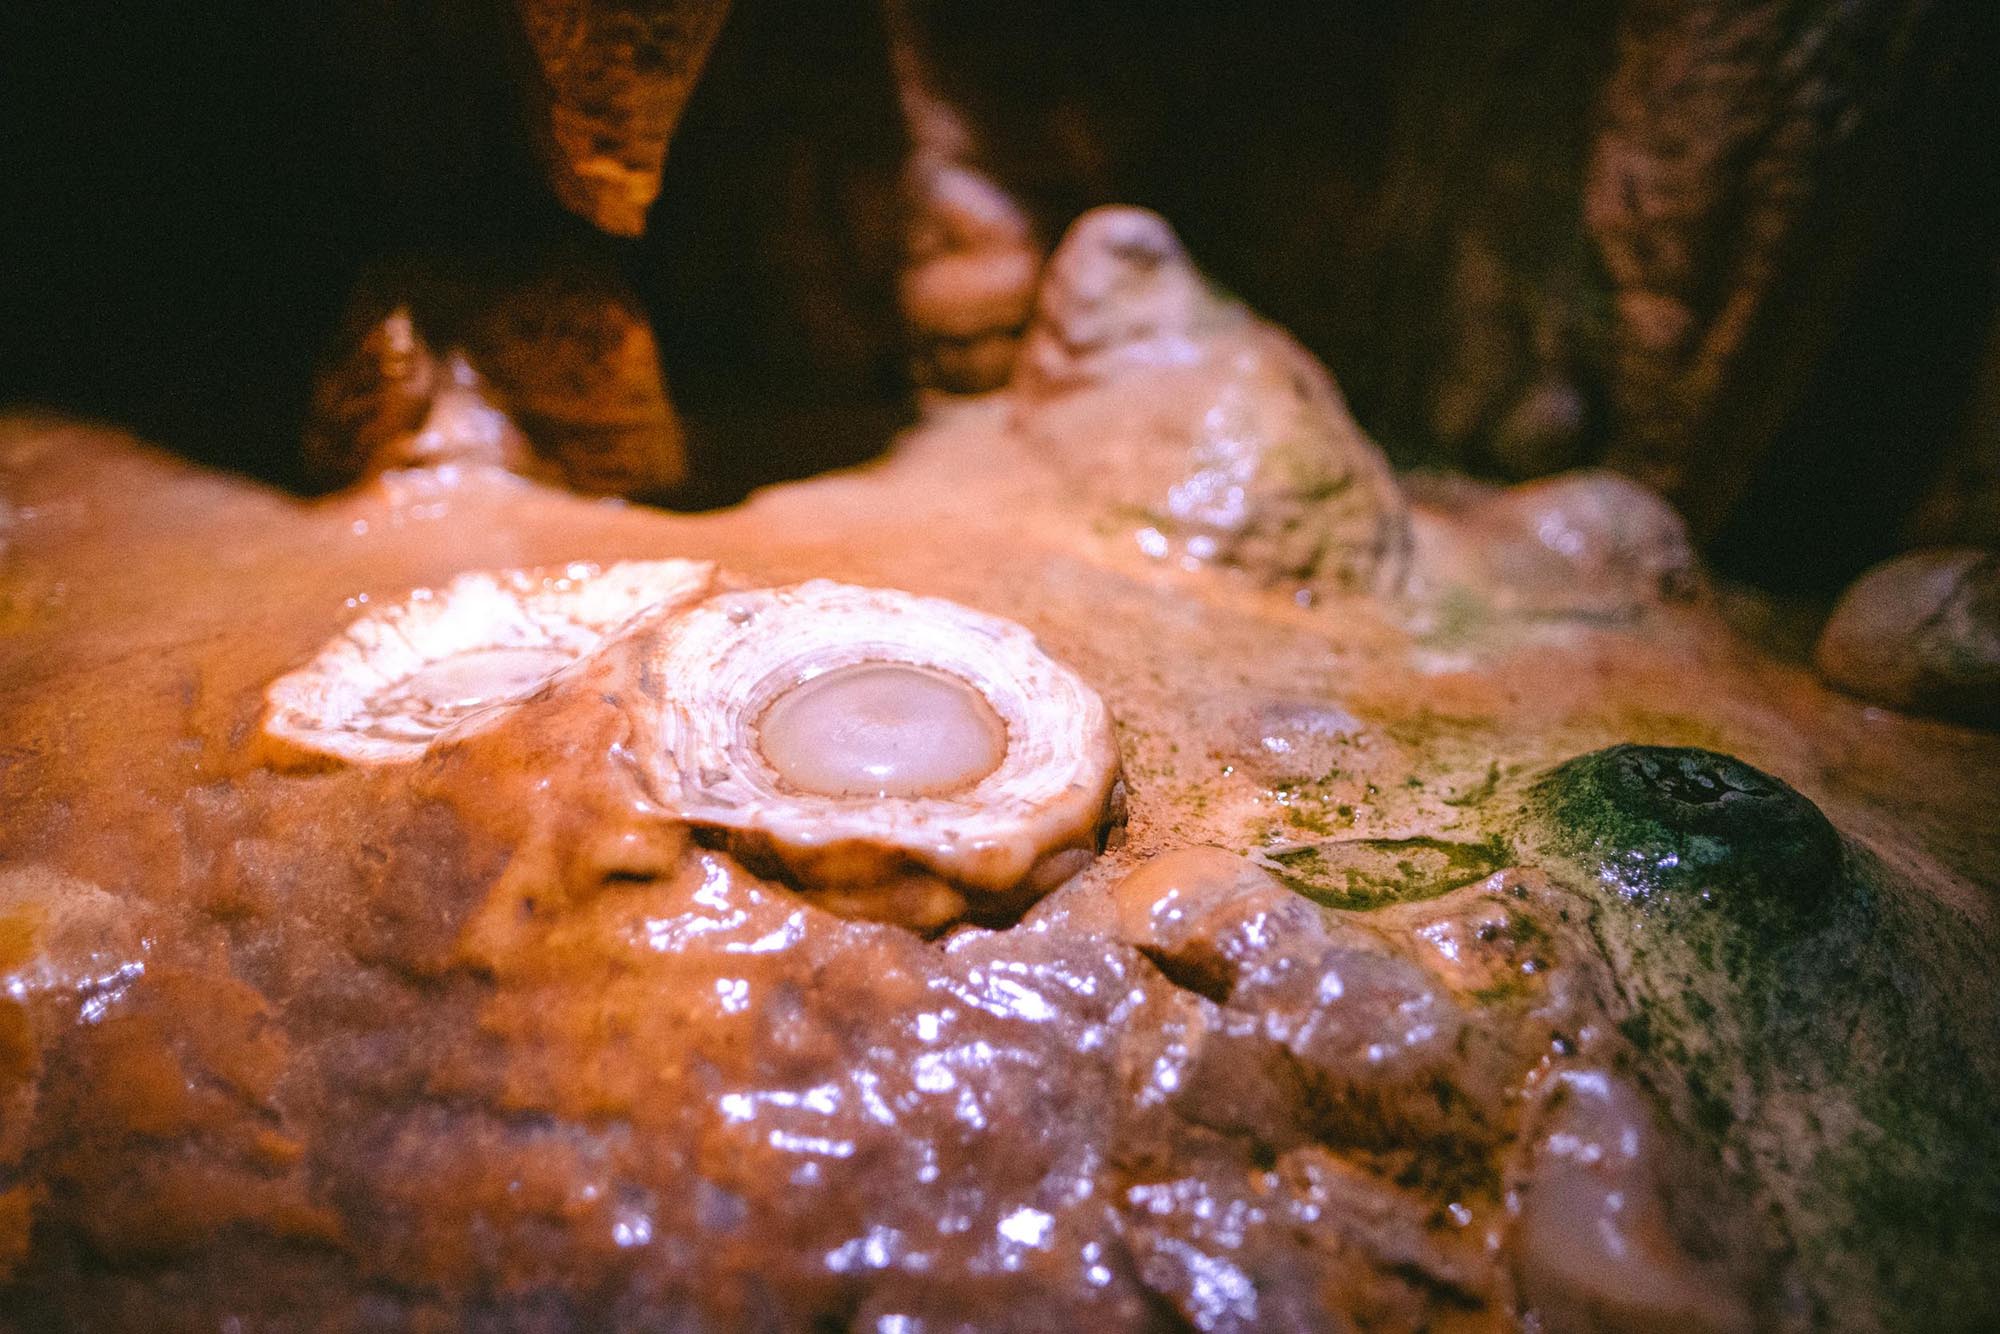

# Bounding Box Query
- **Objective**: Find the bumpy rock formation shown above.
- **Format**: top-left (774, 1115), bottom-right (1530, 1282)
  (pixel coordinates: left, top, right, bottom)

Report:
top-left (1527, 744), bottom-right (2000, 1328)
top-left (1512, 1067), bottom-right (1754, 1334)
top-left (6, 416), bottom-right (2000, 1329)
top-left (512, 0), bottom-right (733, 236)
top-left (459, 255), bottom-right (686, 494)
top-left (251, 0), bottom-right (1998, 577)
top-left (305, 253), bottom-right (684, 494)
top-left (1583, 0), bottom-right (1950, 538)
top-left (871, 1), bottom-right (1992, 570)
top-left (1458, 468), bottom-right (1701, 614)
top-left (883, 0), bottom-right (1043, 394)
top-left (306, 318), bottom-right (539, 484)
top-left (1014, 206), bottom-right (1413, 596)
top-left (301, 305), bottom-right (445, 480)
top-left (9, 0), bottom-right (1991, 574)
top-left (1815, 547), bottom-right (2000, 727)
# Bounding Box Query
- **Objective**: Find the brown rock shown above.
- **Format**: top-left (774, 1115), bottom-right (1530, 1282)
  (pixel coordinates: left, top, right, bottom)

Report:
top-left (1014, 207), bottom-right (1412, 596)
top-left (512, 0), bottom-right (733, 236)
top-left (302, 304), bottom-right (440, 487)
top-left (1468, 468), bottom-right (1701, 613)
top-left (306, 253), bottom-right (682, 495)
top-left (306, 298), bottom-right (539, 486)
top-left (1815, 547), bottom-right (2000, 727)
top-left (1584, 0), bottom-right (1932, 537)
top-left (461, 255), bottom-right (685, 495)
top-left (885, 0), bottom-right (1042, 393)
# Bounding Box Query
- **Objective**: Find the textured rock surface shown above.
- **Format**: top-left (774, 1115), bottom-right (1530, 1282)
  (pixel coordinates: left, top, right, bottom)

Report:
top-left (1527, 744), bottom-right (2000, 1328)
top-left (512, 0), bottom-right (733, 235)
top-left (7, 1), bottom-right (1992, 576)
top-left (1583, 0), bottom-right (1931, 538)
top-left (2, 410), bottom-right (1997, 1328)
top-left (1816, 547), bottom-right (2000, 726)
top-left (306, 252), bottom-right (685, 495)
top-left (1013, 207), bottom-right (1413, 596)
top-left (1439, 469), bottom-right (1702, 616)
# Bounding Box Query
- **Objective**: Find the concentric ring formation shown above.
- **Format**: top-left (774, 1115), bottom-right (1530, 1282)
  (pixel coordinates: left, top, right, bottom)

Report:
top-left (262, 558), bottom-right (715, 765)
top-left (639, 580), bottom-right (1120, 898)
top-left (261, 566), bottom-right (1121, 920)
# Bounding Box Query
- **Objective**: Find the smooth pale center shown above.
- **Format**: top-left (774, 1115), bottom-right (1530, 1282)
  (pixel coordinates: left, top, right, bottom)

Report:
top-left (391, 646), bottom-right (574, 714)
top-left (756, 662), bottom-right (1007, 799)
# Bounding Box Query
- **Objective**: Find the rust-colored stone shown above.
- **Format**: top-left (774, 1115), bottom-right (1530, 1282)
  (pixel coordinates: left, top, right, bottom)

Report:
top-left (307, 252), bottom-right (684, 495)
top-left (2, 397), bottom-right (1998, 1326)
top-left (461, 255), bottom-right (686, 495)
top-left (303, 304), bottom-right (441, 487)
top-left (1583, 0), bottom-right (1931, 536)
top-left (513, 0), bottom-right (733, 235)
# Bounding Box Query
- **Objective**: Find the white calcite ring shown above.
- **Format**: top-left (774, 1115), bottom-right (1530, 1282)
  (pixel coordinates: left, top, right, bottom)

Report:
top-left (261, 558), bottom-right (716, 766)
top-left (640, 580), bottom-right (1120, 907)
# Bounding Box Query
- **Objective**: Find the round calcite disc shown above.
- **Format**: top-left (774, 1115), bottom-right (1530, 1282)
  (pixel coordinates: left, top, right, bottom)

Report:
top-left (757, 662), bottom-right (1007, 799)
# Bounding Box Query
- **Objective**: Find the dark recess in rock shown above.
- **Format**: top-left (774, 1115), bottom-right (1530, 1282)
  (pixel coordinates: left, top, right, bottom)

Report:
top-left (0, 0), bottom-right (1995, 586)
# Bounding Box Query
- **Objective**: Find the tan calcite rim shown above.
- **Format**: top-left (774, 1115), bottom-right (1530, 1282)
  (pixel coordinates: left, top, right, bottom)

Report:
top-left (262, 557), bottom-right (717, 766)
top-left (643, 580), bottom-right (1121, 895)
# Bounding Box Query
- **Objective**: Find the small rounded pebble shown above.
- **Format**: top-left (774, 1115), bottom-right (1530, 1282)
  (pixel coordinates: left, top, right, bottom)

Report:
top-left (1815, 547), bottom-right (2000, 728)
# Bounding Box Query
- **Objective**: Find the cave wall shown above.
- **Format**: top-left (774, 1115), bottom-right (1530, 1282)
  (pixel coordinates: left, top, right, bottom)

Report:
top-left (1, 0), bottom-right (1994, 588)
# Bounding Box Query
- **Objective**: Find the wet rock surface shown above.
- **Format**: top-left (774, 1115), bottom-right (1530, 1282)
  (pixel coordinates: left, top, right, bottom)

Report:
top-left (1458, 469), bottom-right (1700, 614)
top-left (1011, 207), bottom-right (1413, 597)
top-left (1526, 745), bottom-right (2000, 1330)
top-left (1, 416), bottom-right (1997, 1330)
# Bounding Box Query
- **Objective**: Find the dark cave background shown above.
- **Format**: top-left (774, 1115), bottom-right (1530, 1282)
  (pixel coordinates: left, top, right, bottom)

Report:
top-left (2, 0), bottom-right (1996, 592)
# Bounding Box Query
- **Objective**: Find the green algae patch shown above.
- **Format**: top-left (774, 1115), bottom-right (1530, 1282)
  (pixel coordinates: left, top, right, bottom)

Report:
top-left (1417, 584), bottom-right (1494, 648)
top-left (1524, 743), bottom-right (2000, 1330)
top-left (1262, 833), bottom-right (1512, 912)
top-left (1258, 773), bottom-right (1361, 838)
top-left (1527, 742), bottom-right (1845, 985)
top-left (1440, 760), bottom-right (1503, 807)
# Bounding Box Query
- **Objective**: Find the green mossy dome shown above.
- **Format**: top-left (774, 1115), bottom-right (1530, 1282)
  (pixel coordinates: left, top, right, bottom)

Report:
top-left (1528, 744), bottom-right (1840, 930)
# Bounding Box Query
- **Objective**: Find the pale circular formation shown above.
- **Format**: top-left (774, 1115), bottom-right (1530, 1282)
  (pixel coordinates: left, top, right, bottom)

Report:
top-left (640, 580), bottom-right (1120, 896)
top-left (756, 662), bottom-right (1009, 800)
top-left (261, 558), bottom-right (716, 764)
top-left (262, 565), bottom-right (1121, 916)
